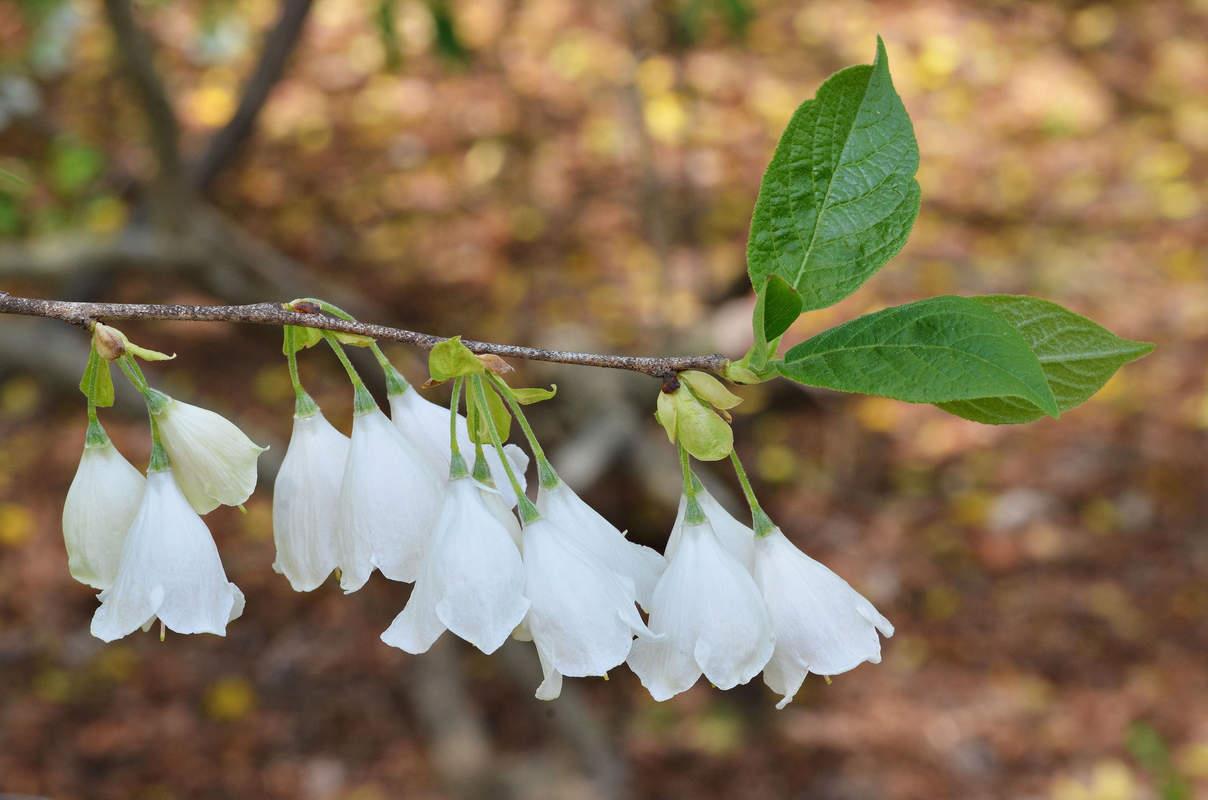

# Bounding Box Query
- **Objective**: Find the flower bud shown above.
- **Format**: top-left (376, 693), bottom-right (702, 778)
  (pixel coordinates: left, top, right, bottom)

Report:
top-left (92, 323), bottom-right (126, 361)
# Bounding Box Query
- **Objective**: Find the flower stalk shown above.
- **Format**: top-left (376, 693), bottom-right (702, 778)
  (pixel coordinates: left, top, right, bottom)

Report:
top-left (471, 375), bottom-right (538, 524)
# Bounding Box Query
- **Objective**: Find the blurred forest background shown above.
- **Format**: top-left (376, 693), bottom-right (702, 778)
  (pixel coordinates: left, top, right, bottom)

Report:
top-left (1, 0), bottom-right (1206, 798)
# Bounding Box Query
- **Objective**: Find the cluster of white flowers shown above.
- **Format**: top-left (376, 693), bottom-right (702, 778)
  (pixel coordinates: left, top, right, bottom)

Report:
top-left (63, 334), bottom-right (892, 707)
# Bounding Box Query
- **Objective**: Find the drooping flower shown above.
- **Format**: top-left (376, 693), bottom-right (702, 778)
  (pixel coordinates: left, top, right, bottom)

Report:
top-left (753, 528), bottom-right (894, 709)
top-left (336, 404), bottom-right (443, 591)
top-left (272, 408), bottom-right (349, 591)
top-left (666, 483), bottom-right (754, 572)
top-left (91, 467), bottom-right (244, 641)
top-left (388, 387), bottom-right (529, 507)
top-left (522, 516), bottom-right (652, 700)
top-left (381, 477), bottom-right (529, 654)
top-left (148, 389), bottom-right (267, 514)
top-left (628, 507), bottom-right (774, 701)
top-left (536, 477), bottom-right (664, 609)
top-left (62, 422), bottom-right (145, 590)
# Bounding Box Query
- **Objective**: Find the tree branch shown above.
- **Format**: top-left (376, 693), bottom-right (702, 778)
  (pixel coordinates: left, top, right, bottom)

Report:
top-left (192, 0), bottom-right (314, 191)
top-left (0, 293), bottom-right (729, 377)
top-left (101, 0), bottom-right (181, 180)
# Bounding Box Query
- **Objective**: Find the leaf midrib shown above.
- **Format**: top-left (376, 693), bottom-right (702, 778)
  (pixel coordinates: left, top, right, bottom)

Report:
top-left (784, 341), bottom-right (1054, 408)
top-left (790, 67), bottom-right (876, 293)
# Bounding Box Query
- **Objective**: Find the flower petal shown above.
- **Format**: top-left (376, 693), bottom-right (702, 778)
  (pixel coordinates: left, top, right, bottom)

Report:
top-left (272, 410), bottom-right (348, 591)
top-left (389, 390), bottom-right (529, 507)
top-left (630, 512), bottom-right (773, 700)
top-left (91, 470), bottom-right (242, 641)
top-left (154, 396), bottom-right (266, 514)
top-left (429, 480), bottom-right (529, 654)
top-left (62, 441), bottom-right (145, 590)
top-left (337, 407), bottom-right (442, 589)
top-left (534, 644), bottom-right (564, 701)
top-left (522, 518), bottom-right (643, 678)
top-left (666, 486), bottom-right (754, 571)
top-left (537, 480), bottom-right (665, 610)
top-left (754, 529), bottom-right (893, 681)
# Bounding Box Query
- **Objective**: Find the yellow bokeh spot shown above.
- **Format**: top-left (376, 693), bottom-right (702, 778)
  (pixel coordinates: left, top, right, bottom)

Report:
top-left (1050, 759), bottom-right (1138, 800)
top-left (204, 676), bottom-right (256, 721)
top-left (1069, 5), bottom-right (1118, 48)
top-left (854, 396), bottom-right (902, 433)
top-left (644, 93), bottom-right (687, 145)
top-left (0, 503), bottom-right (34, 546)
top-left (1178, 740), bottom-right (1208, 778)
top-left (240, 500), bottom-right (273, 542)
top-left (84, 196), bottom-right (128, 234)
top-left (756, 443), bottom-right (797, 483)
top-left (916, 35), bottom-right (961, 90)
top-left (94, 645), bottom-right (138, 683)
top-left (1, 375), bottom-right (39, 417)
top-left (188, 85), bottom-right (237, 128)
top-left (1157, 182), bottom-right (1201, 220)
top-left (924, 585), bottom-right (960, 620)
top-left (636, 56), bottom-right (676, 96)
top-left (33, 668), bottom-right (73, 703)
top-left (510, 206), bottom-right (545, 241)
top-left (464, 139), bottom-right (507, 186)
top-left (950, 491), bottom-right (990, 526)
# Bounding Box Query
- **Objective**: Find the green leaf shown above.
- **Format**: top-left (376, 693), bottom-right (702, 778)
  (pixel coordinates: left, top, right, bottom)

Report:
top-left (937, 296), bottom-right (1154, 424)
top-left (79, 345), bottom-right (114, 408)
top-left (468, 381), bottom-right (511, 445)
top-left (429, 336), bottom-right (484, 382)
top-left (747, 36), bottom-right (920, 313)
top-left (331, 331), bottom-right (375, 348)
top-left (673, 389), bottom-right (734, 461)
top-left (778, 296), bottom-right (1059, 416)
top-left (679, 370), bottom-right (742, 410)
top-left (755, 275), bottom-right (802, 343)
top-left (283, 325), bottom-right (322, 355)
top-left (511, 385), bottom-right (557, 404)
top-left (655, 390), bottom-right (677, 443)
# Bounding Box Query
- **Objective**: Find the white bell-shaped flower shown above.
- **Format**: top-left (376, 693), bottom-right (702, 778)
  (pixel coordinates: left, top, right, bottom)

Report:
top-left (628, 508), bottom-right (774, 701)
top-left (536, 478), bottom-right (664, 609)
top-left (336, 405), bottom-right (442, 591)
top-left (149, 390), bottom-right (267, 514)
top-left (381, 477), bottom-right (529, 654)
top-left (272, 409), bottom-right (349, 591)
top-left (62, 427), bottom-right (145, 590)
top-left (753, 528), bottom-right (894, 709)
top-left (666, 485), bottom-right (754, 571)
top-left (388, 388), bottom-right (529, 507)
top-left (91, 468), bottom-right (244, 641)
top-left (522, 516), bottom-right (652, 700)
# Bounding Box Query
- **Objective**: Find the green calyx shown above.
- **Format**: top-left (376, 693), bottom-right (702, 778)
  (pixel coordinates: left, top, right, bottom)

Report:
top-left (447, 378), bottom-right (470, 480)
top-left (145, 387), bottom-right (171, 415)
top-left (84, 414), bottom-right (110, 449)
top-left (678, 444), bottom-right (707, 526)
top-left (655, 375), bottom-right (737, 462)
top-left (145, 409), bottom-right (170, 473)
top-left (284, 326), bottom-right (320, 418)
top-left (487, 374), bottom-right (557, 489)
top-left (470, 375), bottom-right (539, 525)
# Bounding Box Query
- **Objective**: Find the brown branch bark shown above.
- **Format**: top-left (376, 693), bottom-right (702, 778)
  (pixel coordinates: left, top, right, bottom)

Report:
top-left (192, 0), bottom-right (314, 191)
top-left (0, 293), bottom-right (729, 377)
top-left (101, 0), bottom-right (181, 180)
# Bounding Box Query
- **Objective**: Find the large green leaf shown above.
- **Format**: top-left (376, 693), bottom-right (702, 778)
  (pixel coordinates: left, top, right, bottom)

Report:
top-left (938, 296), bottom-right (1154, 424)
top-left (777, 296), bottom-right (1059, 415)
top-left (747, 36), bottom-right (919, 312)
